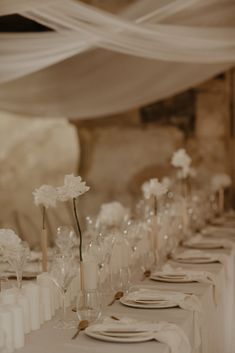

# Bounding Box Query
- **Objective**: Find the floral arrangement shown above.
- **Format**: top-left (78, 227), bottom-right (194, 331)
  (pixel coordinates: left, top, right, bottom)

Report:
top-left (142, 178), bottom-right (167, 199)
top-left (33, 174), bottom-right (89, 267)
top-left (57, 174), bottom-right (90, 262)
top-left (0, 229), bottom-right (21, 252)
top-left (212, 173), bottom-right (232, 192)
top-left (142, 178), bottom-right (167, 215)
top-left (33, 185), bottom-right (57, 229)
top-left (171, 148), bottom-right (192, 179)
top-left (96, 201), bottom-right (129, 228)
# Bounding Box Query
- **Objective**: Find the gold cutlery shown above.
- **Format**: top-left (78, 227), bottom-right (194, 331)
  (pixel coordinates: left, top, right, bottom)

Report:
top-left (108, 291), bottom-right (124, 306)
top-left (71, 320), bottom-right (89, 339)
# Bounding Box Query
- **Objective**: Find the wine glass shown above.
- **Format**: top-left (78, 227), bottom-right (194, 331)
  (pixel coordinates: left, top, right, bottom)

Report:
top-left (55, 226), bottom-right (77, 255)
top-left (49, 253), bottom-right (78, 329)
top-left (4, 241), bottom-right (30, 289)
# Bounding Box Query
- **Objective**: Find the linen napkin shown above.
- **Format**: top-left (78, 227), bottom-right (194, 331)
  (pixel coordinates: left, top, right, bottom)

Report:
top-left (124, 289), bottom-right (202, 312)
top-left (184, 234), bottom-right (234, 249)
top-left (154, 264), bottom-right (216, 285)
top-left (172, 249), bottom-right (227, 266)
top-left (88, 316), bottom-right (191, 353)
top-left (155, 264), bottom-right (218, 305)
top-left (171, 249), bottom-right (230, 283)
top-left (202, 226), bottom-right (235, 238)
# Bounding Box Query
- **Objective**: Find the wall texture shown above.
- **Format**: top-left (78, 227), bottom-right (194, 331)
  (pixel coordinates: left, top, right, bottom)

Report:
top-left (74, 73), bottom-right (233, 217)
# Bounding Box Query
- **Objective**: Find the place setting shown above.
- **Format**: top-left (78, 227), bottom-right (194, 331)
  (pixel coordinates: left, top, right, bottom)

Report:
top-left (181, 233), bottom-right (233, 250)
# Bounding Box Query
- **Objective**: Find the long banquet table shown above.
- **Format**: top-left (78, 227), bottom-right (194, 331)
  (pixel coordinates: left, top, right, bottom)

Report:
top-left (16, 244), bottom-right (235, 353)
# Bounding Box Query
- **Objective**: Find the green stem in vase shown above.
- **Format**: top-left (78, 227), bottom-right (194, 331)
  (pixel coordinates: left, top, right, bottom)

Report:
top-left (73, 197), bottom-right (83, 262)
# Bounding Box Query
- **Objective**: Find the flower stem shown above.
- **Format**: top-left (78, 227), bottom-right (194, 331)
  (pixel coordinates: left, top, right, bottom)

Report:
top-left (73, 198), bottom-right (83, 262)
top-left (42, 206), bottom-right (46, 230)
top-left (153, 196), bottom-right (157, 216)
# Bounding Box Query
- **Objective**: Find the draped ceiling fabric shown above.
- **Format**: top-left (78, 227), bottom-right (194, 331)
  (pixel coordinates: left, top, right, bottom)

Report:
top-left (0, 0), bottom-right (235, 119)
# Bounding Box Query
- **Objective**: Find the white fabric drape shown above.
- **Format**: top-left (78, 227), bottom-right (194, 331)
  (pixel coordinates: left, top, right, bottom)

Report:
top-left (0, 0), bottom-right (234, 119)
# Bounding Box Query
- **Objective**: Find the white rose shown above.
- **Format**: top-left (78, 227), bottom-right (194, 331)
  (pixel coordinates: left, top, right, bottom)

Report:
top-left (171, 148), bottom-right (191, 169)
top-left (212, 174), bottom-right (232, 191)
top-left (142, 178), bottom-right (167, 199)
top-left (97, 201), bottom-right (129, 228)
top-left (57, 174), bottom-right (90, 201)
top-left (33, 184), bottom-right (57, 208)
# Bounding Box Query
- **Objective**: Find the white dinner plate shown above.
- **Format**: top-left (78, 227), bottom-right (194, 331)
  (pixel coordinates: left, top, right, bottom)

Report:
top-left (120, 297), bottom-right (178, 309)
top-left (182, 241), bottom-right (223, 250)
top-left (85, 327), bottom-right (153, 343)
top-left (172, 256), bottom-right (217, 264)
top-left (150, 274), bottom-right (195, 283)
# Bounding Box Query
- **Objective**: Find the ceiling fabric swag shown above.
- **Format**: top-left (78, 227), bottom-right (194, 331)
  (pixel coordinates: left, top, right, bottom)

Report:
top-left (0, 0), bottom-right (234, 119)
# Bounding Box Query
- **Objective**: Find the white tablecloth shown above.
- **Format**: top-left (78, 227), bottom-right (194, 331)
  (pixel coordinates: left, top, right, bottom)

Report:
top-left (16, 246), bottom-right (235, 353)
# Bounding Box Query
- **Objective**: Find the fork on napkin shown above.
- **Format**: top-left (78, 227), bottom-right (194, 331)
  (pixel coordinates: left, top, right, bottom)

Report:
top-left (85, 316), bottom-right (192, 353)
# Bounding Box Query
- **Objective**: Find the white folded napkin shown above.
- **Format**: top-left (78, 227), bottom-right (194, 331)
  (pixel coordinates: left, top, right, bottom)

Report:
top-left (172, 250), bottom-right (229, 284)
top-left (185, 234), bottom-right (234, 249)
top-left (172, 250), bottom-right (226, 265)
top-left (88, 317), bottom-right (191, 353)
top-left (156, 264), bottom-right (218, 306)
top-left (202, 226), bottom-right (235, 237)
top-left (154, 264), bottom-right (216, 285)
top-left (125, 289), bottom-right (202, 312)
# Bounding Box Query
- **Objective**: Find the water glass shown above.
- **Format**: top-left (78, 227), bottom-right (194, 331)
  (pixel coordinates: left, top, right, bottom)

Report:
top-left (76, 289), bottom-right (101, 323)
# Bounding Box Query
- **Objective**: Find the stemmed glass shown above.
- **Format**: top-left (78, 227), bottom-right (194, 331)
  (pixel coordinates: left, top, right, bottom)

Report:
top-left (4, 241), bottom-right (30, 289)
top-left (55, 226), bottom-right (77, 255)
top-left (49, 253), bottom-right (78, 329)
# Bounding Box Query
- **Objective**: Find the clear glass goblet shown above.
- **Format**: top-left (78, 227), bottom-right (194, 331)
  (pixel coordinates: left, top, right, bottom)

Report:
top-left (49, 254), bottom-right (78, 329)
top-left (55, 226), bottom-right (77, 255)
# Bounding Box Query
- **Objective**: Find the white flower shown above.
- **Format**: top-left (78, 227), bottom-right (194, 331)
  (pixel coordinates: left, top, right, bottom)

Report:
top-left (142, 178), bottom-right (167, 199)
top-left (33, 184), bottom-right (57, 208)
top-left (96, 201), bottom-right (129, 228)
top-left (0, 229), bottom-right (21, 252)
top-left (212, 174), bottom-right (232, 191)
top-left (171, 148), bottom-right (191, 169)
top-left (57, 174), bottom-right (90, 201)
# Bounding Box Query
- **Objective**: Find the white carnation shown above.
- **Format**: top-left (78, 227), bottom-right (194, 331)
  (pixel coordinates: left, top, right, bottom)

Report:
top-left (97, 201), bottom-right (129, 228)
top-left (142, 178), bottom-right (167, 199)
top-left (57, 174), bottom-right (90, 201)
top-left (212, 174), bottom-right (232, 191)
top-left (0, 229), bottom-right (21, 251)
top-left (171, 148), bottom-right (191, 169)
top-left (33, 184), bottom-right (57, 208)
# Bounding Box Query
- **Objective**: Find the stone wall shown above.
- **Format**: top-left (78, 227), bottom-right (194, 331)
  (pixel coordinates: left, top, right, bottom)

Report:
top-left (74, 73), bottom-right (233, 217)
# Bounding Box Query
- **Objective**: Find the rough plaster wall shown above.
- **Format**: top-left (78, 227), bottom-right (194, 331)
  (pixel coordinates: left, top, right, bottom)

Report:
top-left (0, 111), bottom-right (79, 246)
top-left (187, 76), bottom-right (231, 188)
top-left (79, 123), bottom-right (183, 217)
top-left (77, 74), bottom-right (232, 217)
